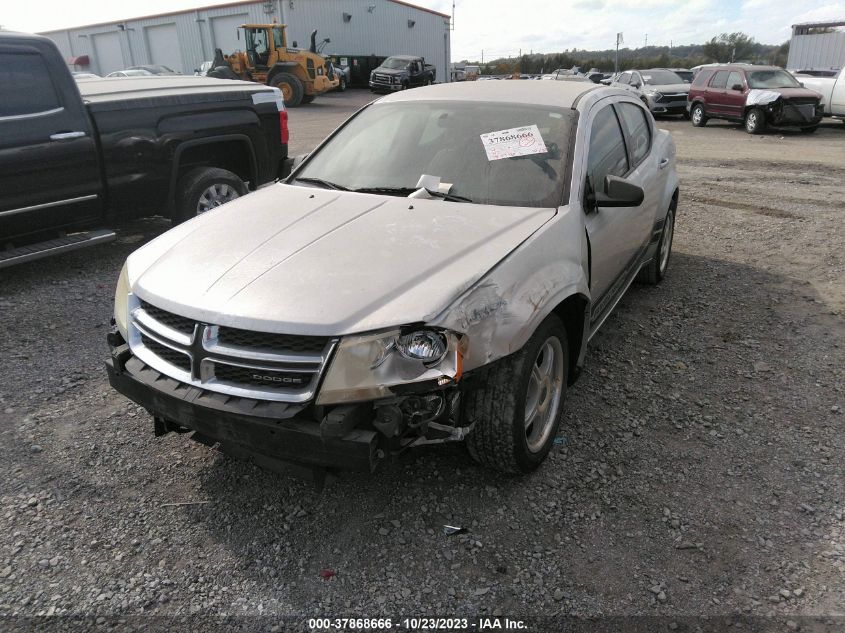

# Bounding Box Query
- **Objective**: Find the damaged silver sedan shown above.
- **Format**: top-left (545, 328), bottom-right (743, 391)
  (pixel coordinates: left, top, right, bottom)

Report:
top-left (107, 81), bottom-right (679, 475)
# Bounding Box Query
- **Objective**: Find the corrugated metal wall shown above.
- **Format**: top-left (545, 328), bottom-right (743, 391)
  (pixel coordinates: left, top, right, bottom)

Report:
top-left (41, 0), bottom-right (451, 81)
top-left (787, 31), bottom-right (845, 71)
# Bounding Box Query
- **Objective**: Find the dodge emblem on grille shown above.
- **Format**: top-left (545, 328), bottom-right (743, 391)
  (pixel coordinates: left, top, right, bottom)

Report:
top-left (252, 374), bottom-right (302, 384)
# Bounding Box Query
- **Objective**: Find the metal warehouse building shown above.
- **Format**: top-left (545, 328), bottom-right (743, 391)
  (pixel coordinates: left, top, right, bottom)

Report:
top-left (41, 0), bottom-right (451, 82)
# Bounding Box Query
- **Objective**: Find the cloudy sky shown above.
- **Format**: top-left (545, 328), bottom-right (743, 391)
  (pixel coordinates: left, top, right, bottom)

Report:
top-left (3, 0), bottom-right (843, 60)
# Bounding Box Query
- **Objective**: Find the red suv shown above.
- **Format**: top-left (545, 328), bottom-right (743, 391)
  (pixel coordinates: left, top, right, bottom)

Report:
top-left (687, 65), bottom-right (824, 134)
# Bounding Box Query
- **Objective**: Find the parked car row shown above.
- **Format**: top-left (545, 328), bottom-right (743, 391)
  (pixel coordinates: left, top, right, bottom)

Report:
top-left (607, 65), bottom-right (829, 134)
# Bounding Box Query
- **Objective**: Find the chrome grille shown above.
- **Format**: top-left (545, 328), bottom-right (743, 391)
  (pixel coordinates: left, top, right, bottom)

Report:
top-left (127, 296), bottom-right (336, 403)
top-left (373, 73), bottom-right (392, 83)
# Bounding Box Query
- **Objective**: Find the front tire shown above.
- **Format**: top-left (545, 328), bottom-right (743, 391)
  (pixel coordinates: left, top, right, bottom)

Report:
top-left (271, 72), bottom-right (303, 107)
top-left (173, 167), bottom-right (246, 225)
top-left (690, 103), bottom-right (707, 127)
top-left (464, 314), bottom-right (568, 474)
top-left (745, 107), bottom-right (766, 134)
top-left (637, 205), bottom-right (675, 285)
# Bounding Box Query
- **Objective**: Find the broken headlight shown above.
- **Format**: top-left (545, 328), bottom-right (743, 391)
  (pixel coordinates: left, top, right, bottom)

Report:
top-left (316, 328), bottom-right (464, 405)
top-left (396, 330), bottom-right (448, 362)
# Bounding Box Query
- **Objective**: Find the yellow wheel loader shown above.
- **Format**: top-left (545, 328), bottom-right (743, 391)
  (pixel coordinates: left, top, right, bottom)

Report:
top-left (208, 23), bottom-right (338, 107)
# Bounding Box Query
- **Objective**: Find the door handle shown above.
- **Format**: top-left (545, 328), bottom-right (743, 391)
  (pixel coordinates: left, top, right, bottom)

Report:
top-left (658, 158), bottom-right (669, 169)
top-left (50, 131), bottom-right (86, 141)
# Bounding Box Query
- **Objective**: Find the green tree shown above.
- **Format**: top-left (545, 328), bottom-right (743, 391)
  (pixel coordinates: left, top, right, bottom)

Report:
top-left (703, 32), bottom-right (756, 62)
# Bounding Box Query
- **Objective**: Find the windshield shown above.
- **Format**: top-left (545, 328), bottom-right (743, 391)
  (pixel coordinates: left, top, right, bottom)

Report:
top-left (382, 58), bottom-right (411, 70)
top-left (641, 70), bottom-right (684, 85)
top-left (294, 101), bottom-right (576, 208)
top-left (673, 70), bottom-right (693, 82)
top-left (747, 70), bottom-right (801, 89)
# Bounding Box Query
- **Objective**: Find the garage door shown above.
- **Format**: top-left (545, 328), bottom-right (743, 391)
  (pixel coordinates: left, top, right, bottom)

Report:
top-left (211, 14), bottom-right (250, 56)
top-left (145, 23), bottom-right (181, 72)
top-left (92, 32), bottom-right (124, 76)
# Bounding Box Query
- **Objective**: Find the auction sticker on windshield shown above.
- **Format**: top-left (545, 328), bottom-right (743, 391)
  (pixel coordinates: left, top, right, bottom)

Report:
top-left (481, 125), bottom-right (547, 161)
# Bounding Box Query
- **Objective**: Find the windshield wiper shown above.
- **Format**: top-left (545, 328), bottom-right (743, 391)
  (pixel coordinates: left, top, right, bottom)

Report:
top-left (352, 186), bottom-right (473, 203)
top-left (294, 177), bottom-right (350, 191)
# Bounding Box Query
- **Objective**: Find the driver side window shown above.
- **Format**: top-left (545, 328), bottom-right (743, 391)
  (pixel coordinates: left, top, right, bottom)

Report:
top-left (587, 105), bottom-right (629, 195)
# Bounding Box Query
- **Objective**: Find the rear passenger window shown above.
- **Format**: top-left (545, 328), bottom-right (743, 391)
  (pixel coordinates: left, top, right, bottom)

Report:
top-left (709, 71), bottom-right (729, 89)
top-left (616, 102), bottom-right (651, 168)
top-left (587, 105), bottom-right (629, 194)
top-left (618, 72), bottom-right (631, 85)
top-left (0, 52), bottom-right (61, 117)
top-left (726, 71), bottom-right (743, 90)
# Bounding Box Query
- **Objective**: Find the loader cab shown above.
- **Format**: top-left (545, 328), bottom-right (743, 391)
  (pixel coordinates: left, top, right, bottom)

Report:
top-left (241, 25), bottom-right (287, 68)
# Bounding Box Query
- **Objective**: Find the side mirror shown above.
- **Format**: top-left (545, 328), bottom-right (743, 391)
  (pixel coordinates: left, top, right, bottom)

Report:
top-left (595, 176), bottom-right (644, 208)
top-left (280, 154), bottom-right (309, 179)
top-left (731, 83), bottom-right (743, 91)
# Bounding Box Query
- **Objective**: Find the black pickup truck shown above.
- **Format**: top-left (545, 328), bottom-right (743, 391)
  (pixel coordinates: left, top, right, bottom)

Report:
top-left (0, 31), bottom-right (288, 269)
top-left (369, 55), bottom-right (436, 92)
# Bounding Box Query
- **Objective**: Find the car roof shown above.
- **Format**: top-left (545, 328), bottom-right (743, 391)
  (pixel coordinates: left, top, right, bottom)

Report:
top-left (387, 55), bottom-right (419, 61)
top-left (376, 80), bottom-right (603, 108)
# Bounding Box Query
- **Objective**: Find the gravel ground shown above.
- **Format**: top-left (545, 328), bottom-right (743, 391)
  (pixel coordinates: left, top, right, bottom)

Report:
top-left (1, 91), bottom-right (844, 631)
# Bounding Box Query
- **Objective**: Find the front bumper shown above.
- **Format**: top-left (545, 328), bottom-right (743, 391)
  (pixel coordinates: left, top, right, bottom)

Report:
top-left (106, 350), bottom-right (380, 472)
top-left (767, 101), bottom-right (824, 127)
top-left (646, 97), bottom-right (688, 115)
top-left (369, 81), bottom-right (402, 92)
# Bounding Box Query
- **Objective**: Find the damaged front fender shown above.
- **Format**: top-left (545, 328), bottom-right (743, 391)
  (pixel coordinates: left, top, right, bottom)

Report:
top-left (431, 205), bottom-right (590, 372)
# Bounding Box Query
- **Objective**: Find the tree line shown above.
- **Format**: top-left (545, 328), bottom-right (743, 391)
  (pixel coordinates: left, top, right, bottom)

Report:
top-left (466, 33), bottom-right (790, 75)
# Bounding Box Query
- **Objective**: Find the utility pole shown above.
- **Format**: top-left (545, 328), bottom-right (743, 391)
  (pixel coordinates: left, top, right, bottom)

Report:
top-left (481, 49), bottom-right (484, 64)
top-left (615, 32), bottom-right (623, 73)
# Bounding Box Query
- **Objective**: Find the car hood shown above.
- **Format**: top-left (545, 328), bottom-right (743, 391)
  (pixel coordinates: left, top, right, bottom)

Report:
top-left (127, 184), bottom-right (555, 336)
top-left (645, 83), bottom-right (690, 93)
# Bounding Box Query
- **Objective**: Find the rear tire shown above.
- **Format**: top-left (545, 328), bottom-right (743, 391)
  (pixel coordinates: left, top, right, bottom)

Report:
top-left (637, 205), bottom-right (675, 285)
top-left (464, 314), bottom-right (568, 474)
top-left (271, 72), bottom-right (303, 107)
top-left (173, 167), bottom-right (246, 225)
top-left (690, 103), bottom-right (707, 127)
top-left (744, 107), bottom-right (766, 134)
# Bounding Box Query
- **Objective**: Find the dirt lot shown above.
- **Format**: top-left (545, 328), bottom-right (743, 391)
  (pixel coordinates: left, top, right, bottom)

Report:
top-left (1, 91), bottom-right (843, 630)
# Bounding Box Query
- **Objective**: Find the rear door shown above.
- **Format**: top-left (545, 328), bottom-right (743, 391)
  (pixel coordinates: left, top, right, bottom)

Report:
top-left (583, 100), bottom-right (652, 319)
top-left (706, 70), bottom-right (730, 116)
top-left (0, 39), bottom-right (102, 244)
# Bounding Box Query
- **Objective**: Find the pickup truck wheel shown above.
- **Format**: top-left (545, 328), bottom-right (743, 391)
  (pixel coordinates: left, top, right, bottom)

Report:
top-left (690, 103), bottom-right (707, 127)
top-left (271, 73), bottom-right (303, 107)
top-left (174, 167), bottom-right (246, 224)
top-left (744, 107), bottom-right (766, 134)
top-left (637, 205), bottom-right (675, 285)
top-left (464, 314), bottom-right (568, 474)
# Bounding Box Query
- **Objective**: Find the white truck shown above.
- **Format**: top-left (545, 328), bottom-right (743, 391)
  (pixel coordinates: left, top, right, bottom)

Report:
top-left (796, 68), bottom-right (845, 122)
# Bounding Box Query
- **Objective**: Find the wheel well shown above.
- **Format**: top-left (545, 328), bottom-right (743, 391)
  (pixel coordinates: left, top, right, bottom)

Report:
top-left (551, 294), bottom-right (589, 385)
top-left (268, 63), bottom-right (308, 86)
top-left (175, 141), bottom-right (254, 190)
